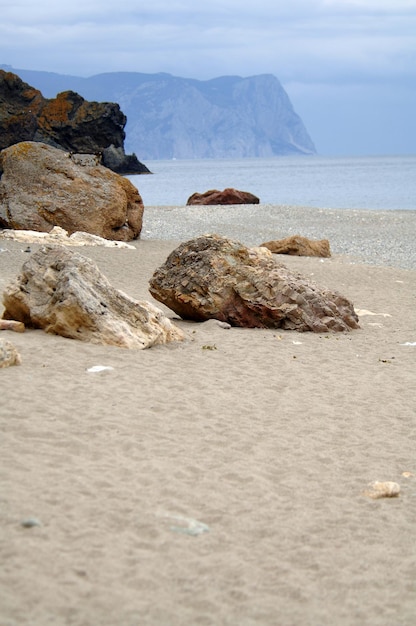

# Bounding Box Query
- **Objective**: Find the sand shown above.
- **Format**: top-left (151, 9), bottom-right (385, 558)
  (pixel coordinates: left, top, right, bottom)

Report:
top-left (1, 206), bottom-right (416, 625)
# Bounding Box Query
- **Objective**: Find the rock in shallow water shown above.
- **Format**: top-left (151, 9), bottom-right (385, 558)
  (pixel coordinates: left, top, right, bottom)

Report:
top-left (149, 234), bottom-right (359, 332)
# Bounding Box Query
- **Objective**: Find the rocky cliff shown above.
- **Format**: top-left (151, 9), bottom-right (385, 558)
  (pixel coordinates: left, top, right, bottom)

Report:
top-left (0, 70), bottom-right (149, 174)
top-left (119, 73), bottom-right (316, 159)
top-left (2, 67), bottom-right (316, 160)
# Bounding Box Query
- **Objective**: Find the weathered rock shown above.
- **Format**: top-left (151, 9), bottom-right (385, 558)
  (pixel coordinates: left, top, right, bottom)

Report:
top-left (0, 226), bottom-right (135, 248)
top-left (261, 235), bottom-right (331, 258)
top-left (0, 319), bottom-right (25, 332)
top-left (363, 481), bottom-right (401, 499)
top-left (0, 142), bottom-right (144, 241)
top-left (149, 234), bottom-right (359, 332)
top-left (187, 188), bottom-right (260, 205)
top-left (0, 69), bottom-right (150, 174)
top-left (0, 338), bottom-right (21, 367)
top-left (2, 246), bottom-right (184, 349)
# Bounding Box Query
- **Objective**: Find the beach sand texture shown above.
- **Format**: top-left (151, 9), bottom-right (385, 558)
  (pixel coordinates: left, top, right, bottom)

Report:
top-left (1, 205), bottom-right (416, 625)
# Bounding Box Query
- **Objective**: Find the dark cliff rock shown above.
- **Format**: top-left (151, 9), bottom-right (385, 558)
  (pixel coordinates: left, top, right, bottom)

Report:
top-left (0, 70), bottom-right (150, 174)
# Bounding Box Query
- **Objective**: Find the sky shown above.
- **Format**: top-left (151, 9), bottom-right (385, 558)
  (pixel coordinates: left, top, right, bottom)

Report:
top-left (1, 0), bottom-right (416, 155)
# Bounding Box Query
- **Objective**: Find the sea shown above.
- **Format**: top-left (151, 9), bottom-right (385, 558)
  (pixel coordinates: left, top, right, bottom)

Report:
top-left (127, 154), bottom-right (416, 211)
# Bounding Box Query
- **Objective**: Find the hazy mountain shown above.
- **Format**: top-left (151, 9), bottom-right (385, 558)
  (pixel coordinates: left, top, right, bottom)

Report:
top-left (2, 65), bottom-right (316, 159)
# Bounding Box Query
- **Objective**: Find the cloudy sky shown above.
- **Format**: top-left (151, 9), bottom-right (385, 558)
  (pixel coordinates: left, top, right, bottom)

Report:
top-left (1, 0), bottom-right (416, 155)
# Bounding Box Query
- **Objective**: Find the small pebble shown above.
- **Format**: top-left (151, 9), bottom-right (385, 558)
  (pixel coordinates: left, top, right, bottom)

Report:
top-left (363, 481), bottom-right (401, 499)
top-left (86, 365), bottom-right (114, 373)
top-left (21, 517), bottom-right (42, 528)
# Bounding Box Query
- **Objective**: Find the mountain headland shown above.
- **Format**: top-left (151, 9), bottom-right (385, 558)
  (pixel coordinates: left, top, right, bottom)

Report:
top-left (1, 65), bottom-right (316, 160)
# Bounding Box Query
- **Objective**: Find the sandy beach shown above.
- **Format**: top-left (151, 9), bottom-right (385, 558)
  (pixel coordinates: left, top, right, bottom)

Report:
top-left (1, 204), bottom-right (416, 625)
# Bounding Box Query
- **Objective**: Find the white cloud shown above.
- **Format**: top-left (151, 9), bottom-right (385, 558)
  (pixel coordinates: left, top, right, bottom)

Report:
top-left (0, 0), bottom-right (415, 83)
top-left (2, 0), bottom-right (415, 154)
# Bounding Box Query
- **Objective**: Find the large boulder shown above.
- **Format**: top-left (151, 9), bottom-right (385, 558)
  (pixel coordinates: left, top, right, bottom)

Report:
top-left (261, 235), bottom-right (331, 258)
top-left (149, 234), bottom-right (359, 332)
top-left (0, 69), bottom-right (150, 174)
top-left (2, 246), bottom-right (184, 349)
top-left (0, 141), bottom-right (144, 241)
top-left (187, 188), bottom-right (260, 205)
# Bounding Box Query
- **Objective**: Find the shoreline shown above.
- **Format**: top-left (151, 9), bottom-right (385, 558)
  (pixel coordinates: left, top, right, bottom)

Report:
top-left (140, 204), bottom-right (416, 270)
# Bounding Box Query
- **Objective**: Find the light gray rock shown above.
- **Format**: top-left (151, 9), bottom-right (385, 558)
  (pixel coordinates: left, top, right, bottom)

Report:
top-left (2, 245), bottom-right (184, 349)
top-left (0, 338), bottom-right (21, 367)
top-left (0, 226), bottom-right (135, 248)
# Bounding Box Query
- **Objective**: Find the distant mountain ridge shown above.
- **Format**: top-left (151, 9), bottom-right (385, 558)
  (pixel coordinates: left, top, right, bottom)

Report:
top-left (1, 65), bottom-right (316, 160)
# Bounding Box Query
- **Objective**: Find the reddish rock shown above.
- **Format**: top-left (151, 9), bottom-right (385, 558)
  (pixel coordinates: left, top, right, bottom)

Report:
top-left (261, 235), bottom-right (331, 258)
top-left (149, 234), bottom-right (359, 332)
top-left (187, 188), bottom-right (260, 205)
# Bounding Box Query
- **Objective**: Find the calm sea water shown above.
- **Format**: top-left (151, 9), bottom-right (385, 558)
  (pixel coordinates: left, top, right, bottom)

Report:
top-left (127, 155), bottom-right (416, 210)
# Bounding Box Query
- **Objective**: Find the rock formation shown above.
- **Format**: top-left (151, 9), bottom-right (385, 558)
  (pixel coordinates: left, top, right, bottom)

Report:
top-left (0, 142), bottom-right (144, 241)
top-left (3, 68), bottom-right (317, 159)
top-left (149, 234), bottom-right (359, 332)
top-left (187, 188), bottom-right (260, 206)
top-left (0, 69), bottom-right (150, 174)
top-left (2, 246), bottom-right (184, 349)
top-left (0, 338), bottom-right (21, 367)
top-left (261, 235), bottom-right (331, 258)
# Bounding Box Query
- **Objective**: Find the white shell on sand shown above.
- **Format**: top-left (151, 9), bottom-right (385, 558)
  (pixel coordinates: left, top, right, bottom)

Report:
top-left (355, 309), bottom-right (392, 317)
top-left (160, 514), bottom-right (210, 536)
